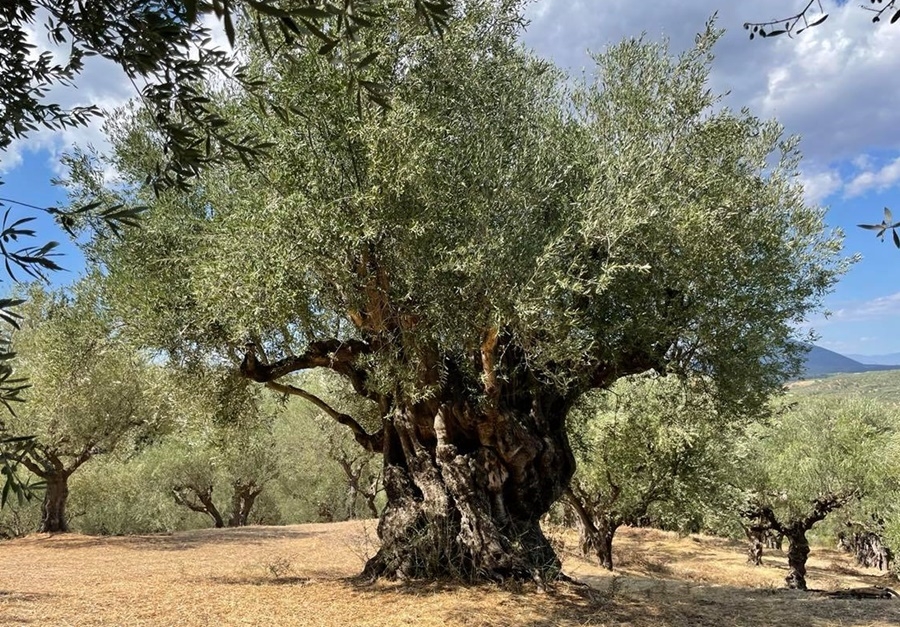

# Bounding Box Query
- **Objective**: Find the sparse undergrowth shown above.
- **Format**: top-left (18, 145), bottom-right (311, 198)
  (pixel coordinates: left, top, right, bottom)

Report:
top-left (0, 521), bottom-right (897, 626)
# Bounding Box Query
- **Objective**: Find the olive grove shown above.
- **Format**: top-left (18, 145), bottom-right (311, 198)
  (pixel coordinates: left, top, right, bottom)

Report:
top-left (63, 2), bottom-right (847, 583)
top-left (740, 397), bottom-right (897, 590)
top-left (566, 374), bottom-right (742, 571)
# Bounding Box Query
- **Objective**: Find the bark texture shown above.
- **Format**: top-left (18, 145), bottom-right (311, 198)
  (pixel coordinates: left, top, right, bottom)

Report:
top-left (785, 531), bottom-right (811, 590)
top-left (39, 473), bottom-right (70, 533)
top-left (360, 399), bottom-right (574, 583)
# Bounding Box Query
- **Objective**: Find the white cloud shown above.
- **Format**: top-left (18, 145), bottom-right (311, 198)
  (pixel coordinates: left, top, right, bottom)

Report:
top-left (523, 1), bottom-right (900, 166)
top-left (844, 156), bottom-right (900, 197)
top-left (814, 292), bottom-right (900, 325)
top-left (799, 167), bottom-right (843, 204)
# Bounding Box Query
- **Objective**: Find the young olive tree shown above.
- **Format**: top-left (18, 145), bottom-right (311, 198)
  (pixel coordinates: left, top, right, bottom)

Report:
top-left (9, 281), bottom-right (165, 532)
top-left (157, 369), bottom-right (280, 528)
top-left (741, 397), bottom-right (896, 590)
top-left (566, 374), bottom-right (741, 570)
top-left (78, 4), bottom-right (845, 583)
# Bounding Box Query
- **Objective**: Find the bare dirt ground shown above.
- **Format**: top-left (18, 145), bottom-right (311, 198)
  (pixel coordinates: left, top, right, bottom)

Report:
top-left (1, 520), bottom-right (898, 626)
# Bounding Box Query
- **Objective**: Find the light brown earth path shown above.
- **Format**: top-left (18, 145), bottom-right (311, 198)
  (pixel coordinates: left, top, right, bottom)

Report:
top-left (1, 520), bottom-right (898, 626)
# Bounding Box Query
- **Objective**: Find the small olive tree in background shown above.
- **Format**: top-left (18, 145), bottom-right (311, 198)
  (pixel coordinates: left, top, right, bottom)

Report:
top-left (8, 279), bottom-right (168, 532)
top-left (741, 396), bottom-right (896, 590)
top-left (566, 374), bottom-right (743, 570)
top-left (152, 369), bottom-right (280, 528)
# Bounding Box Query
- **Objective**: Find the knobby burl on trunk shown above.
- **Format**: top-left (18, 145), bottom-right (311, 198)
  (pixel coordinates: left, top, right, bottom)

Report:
top-left (743, 492), bottom-right (857, 590)
top-left (241, 327), bottom-right (664, 585)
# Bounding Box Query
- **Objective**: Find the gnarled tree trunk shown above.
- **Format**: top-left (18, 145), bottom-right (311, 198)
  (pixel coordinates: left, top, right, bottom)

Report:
top-left (839, 525), bottom-right (893, 571)
top-left (743, 492), bottom-right (857, 591)
top-left (240, 331), bottom-right (654, 584)
top-left (785, 530), bottom-right (810, 590)
top-left (39, 473), bottom-right (70, 533)
top-left (360, 400), bottom-right (574, 583)
top-left (565, 487), bottom-right (619, 570)
top-left (229, 481), bottom-right (263, 527)
top-left (745, 527), bottom-right (764, 566)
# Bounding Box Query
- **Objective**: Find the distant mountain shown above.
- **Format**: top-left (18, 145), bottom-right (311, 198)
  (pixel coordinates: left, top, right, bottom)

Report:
top-left (800, 345), bottom-right (900, 378)
top-left (845, 353), bottom-right (900, 367)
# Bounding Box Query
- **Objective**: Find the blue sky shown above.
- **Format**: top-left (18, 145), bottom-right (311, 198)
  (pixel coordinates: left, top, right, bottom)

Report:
top-left (2, 0), bottom-right (900, 356)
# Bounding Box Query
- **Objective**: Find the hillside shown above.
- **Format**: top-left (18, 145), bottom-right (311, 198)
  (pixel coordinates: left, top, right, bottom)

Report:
top-left (0, 521), bottom-right (896, 626)
top-left (846, 353), bottom-right (900, 367)
top-left (788, 369), bottom-right (900, 405)
top-left (799, 345), bottom-right (900, 378)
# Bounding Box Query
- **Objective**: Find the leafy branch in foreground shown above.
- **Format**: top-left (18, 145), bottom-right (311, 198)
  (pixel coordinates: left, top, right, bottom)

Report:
top-left (2, 1), bottom-right (456, 195)
top-left (743, 0), bottom-right (829, 39)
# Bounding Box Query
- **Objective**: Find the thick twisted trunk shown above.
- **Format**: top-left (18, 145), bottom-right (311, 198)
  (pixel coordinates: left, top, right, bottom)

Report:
top-left (39, 473), bottom-right (70, 533)
top-left (785, 531), bottom-right (810, 590)
top-left (361, 398), bottom-right (575, 584)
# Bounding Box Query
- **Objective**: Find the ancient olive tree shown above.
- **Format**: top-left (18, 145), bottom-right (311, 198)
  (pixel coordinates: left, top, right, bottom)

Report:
top-left (9, 281), bottom-right (164, 532)
top-left (566, 374), bottom-right (741, 570)
top-left (741, 397), bottom-right (896, 590)
top-left (81, 4), bottom-right (844, 583)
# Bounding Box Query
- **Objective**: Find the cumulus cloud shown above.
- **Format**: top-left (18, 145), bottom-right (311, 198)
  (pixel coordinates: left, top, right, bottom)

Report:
top-left (844, 156), bottom-right (900, 197)
top-left (799, 167), bottom-right (843, 204)
top-left (523, 1), bottom-right (900, 167)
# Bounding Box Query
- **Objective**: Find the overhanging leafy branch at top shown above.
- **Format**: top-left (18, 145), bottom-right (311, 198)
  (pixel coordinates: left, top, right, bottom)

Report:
top-left (743, 0), bottom-right (900, 40)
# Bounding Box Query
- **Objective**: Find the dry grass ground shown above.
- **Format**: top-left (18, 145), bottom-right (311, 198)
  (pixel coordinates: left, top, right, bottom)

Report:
top-left (1, 520), bottom-right (898, 626)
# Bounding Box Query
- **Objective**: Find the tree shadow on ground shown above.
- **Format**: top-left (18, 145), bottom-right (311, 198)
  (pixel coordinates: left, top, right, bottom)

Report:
top-left (332, 573), bottom-right (900, 627)
top-left (28, 525), bottom-right (322, 552)
top-left (0, 591), bottom-right (55, 625)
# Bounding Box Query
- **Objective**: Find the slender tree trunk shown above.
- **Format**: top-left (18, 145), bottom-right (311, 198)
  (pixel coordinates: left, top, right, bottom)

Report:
top-left (361, 398), bottom-right (575, 584)
top-left (228, 483), bottom-right (262, 527)
top-left (744, 524), bottom-right (765, 566)
top-left (785, 531), bottom-right (811, 590)
top-left (39, 473), bottom-right (70, 533)
top-left (566, 490), bottom-right (619, 570)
